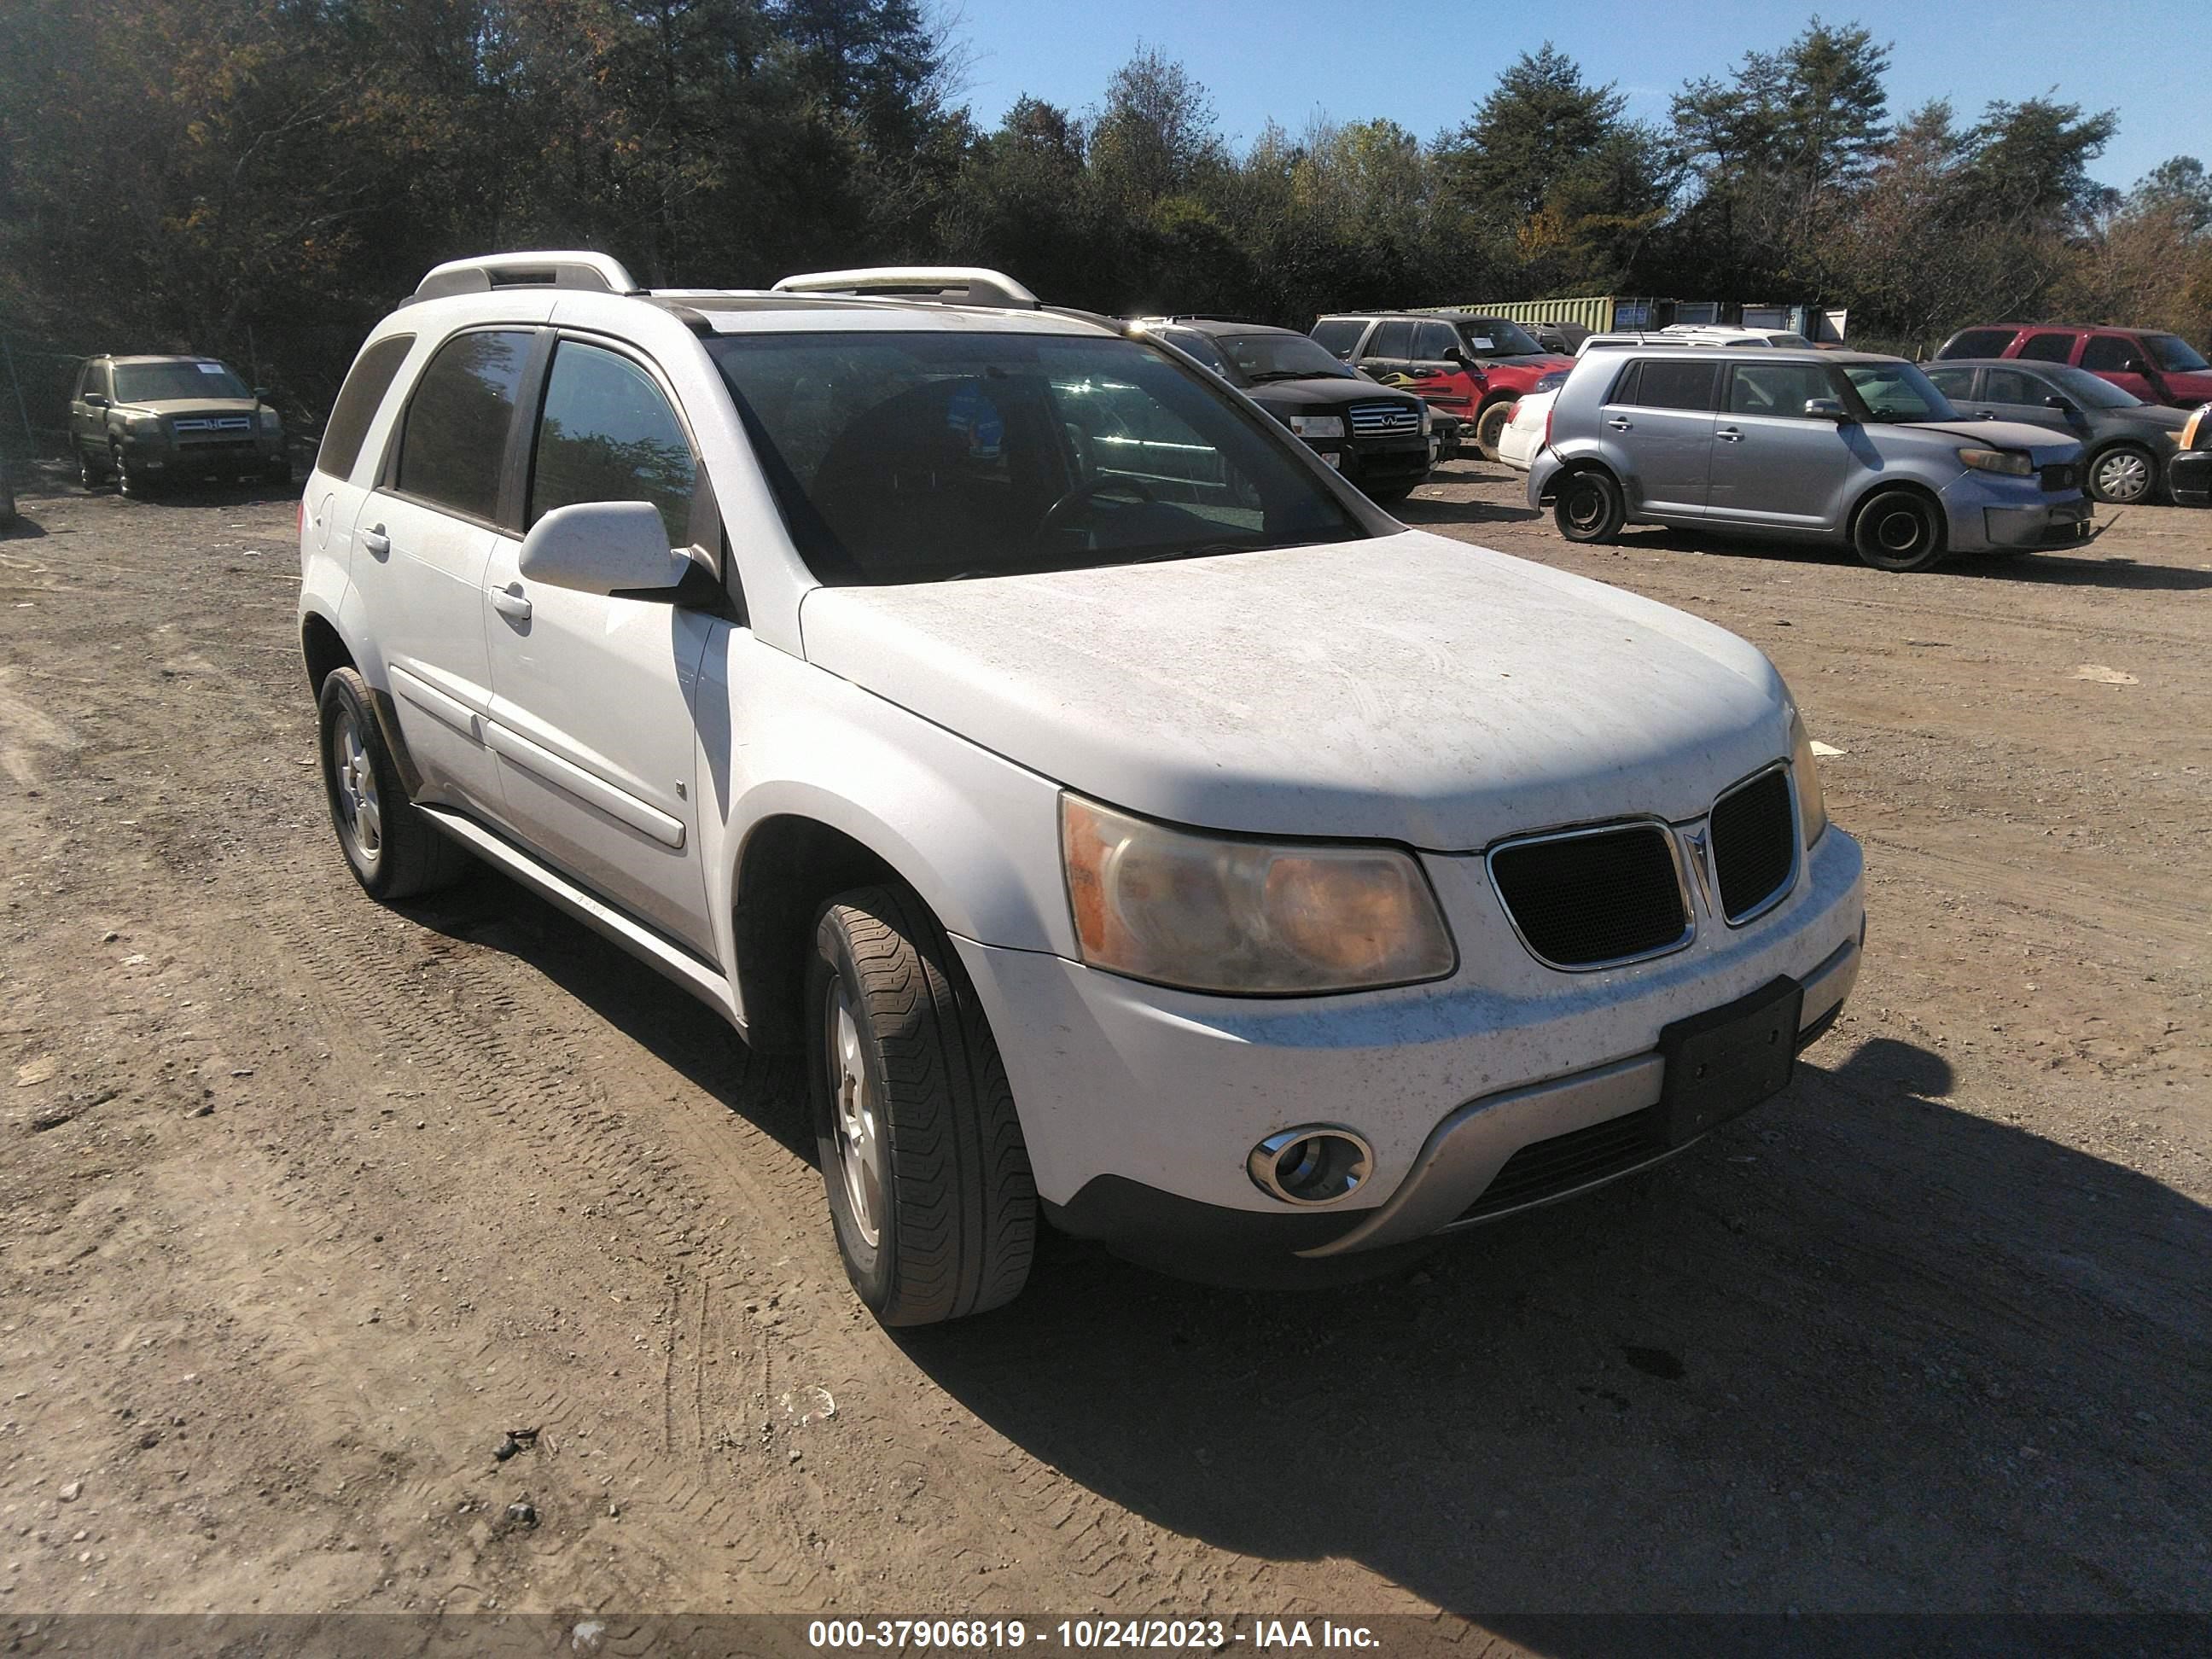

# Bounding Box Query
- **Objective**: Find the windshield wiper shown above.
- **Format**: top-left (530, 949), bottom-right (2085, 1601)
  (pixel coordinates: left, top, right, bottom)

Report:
top-left (1245, 370), bottom-right (1328, 384)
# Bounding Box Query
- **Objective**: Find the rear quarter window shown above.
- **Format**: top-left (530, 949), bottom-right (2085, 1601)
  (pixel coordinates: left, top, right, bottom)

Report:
top-left (316, 335), bottom-right (415, 483)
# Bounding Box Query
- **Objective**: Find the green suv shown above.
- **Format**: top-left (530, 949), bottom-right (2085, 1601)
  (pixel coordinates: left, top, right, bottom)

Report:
top-left (67, 354), bottom-right (290, 494)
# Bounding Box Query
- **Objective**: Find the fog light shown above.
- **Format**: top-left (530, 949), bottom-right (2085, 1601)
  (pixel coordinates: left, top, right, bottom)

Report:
top-left (1248, 1126), bottom-right (1373, 1206)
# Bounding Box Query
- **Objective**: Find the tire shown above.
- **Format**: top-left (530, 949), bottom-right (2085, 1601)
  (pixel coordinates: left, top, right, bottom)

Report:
top-left (77, 441), bottom-right (108, 491)
top-left (316, 667), bottom-right (471, 900)
top-left (1365, 481), bottom-right (1417, 505)
top-left (1552, 467), bottom-right (1626, 543)
top-left (806, 883), bottom-right (1036, 1327)
top-left (1474, 399), bottom-right (1515, 461)
top-left (2086, 443), bottom-right (2155, 505)
top-left (111, 440), bottom-right (148, 499)
top-left (1850, 488), bottom-right (1947, 573)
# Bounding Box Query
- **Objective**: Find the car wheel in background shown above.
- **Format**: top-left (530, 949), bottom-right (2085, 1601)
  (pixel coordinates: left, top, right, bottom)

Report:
top-left (316, 667), bottom-right (472, 901)
top-left (1851, 489), bottom-right (1947, 573)
top-left (806, 882), bottom-right (1036, 1327)
top-left (1552, 467), bottom-right (1626, 544)
top-left (77, 443), bottom-right (108, 491)
top-left (1365, 482), bottom-right (1417, 505)
top-left (2086, 445), bottom-right (2155, 505)
top-left (1474, 399), bottom-right (1516, 461)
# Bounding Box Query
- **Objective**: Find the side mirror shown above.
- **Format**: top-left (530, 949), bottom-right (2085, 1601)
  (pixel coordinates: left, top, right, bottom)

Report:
top-left (1803, 398), bottom-right (1849, 422)
top-left (252, 385), bottom-right (270, 402)
top-left (2044, 393), bottom-right (2080, 413)
top-left (83, 393), bottom-right (109, 410)
top-left (518, 500), bottom-right (699, 599)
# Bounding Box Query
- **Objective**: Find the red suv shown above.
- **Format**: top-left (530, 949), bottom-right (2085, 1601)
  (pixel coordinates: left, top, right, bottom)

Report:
top-left (1313, 312), bottom-right (1574, 459)
top-left (1935, 324), bottom-right (2212, 410)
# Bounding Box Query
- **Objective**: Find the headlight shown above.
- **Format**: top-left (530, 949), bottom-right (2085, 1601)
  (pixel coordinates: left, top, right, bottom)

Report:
top-left (1788, 704), bottom-right (1829, 848)
top-left (1061, 795), bottom-right (1456, 994)
top-left (259, 407), bottom-right (282, 433)
top-left (1288, 414), bottom-right (1345, 439)
top-left (1417, 404), bottom-right (1433, 434)
top-left (1956, 446), bottom-right (2034, 477)
top-left (125, 411), bottom-right (161, 433)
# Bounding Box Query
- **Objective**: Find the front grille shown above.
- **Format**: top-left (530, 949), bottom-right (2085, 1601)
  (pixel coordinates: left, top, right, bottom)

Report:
top-left (1458, 1107), bottom-right (1667, 1221)
top-left (1488, 824), bottom-right (1690, 969)
top-left (1348, 401), bottom-right (1420, 437)
top-left (1708, 770), bottom-right (1796, 922)
top-left (2040, 462), bottom-right (2078, 492)
top-left (172, 416), bottom-right (253, 434)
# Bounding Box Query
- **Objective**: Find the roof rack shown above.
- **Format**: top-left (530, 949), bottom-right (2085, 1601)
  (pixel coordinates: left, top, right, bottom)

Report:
top-left (770, 266), bottom-right (1039, 311)
top-left (411, 251), bottom-right (643, 304)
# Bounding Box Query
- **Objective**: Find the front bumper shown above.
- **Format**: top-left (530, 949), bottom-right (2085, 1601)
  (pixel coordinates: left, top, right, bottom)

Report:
top-left (118, 430), bottom-right (285, 476)
top-left (955, 824), bottom-right (1865, 1259)
top-left (2169, 449), bottom-right (2211, 508)
top-left (1983, 497), bottom-right (2093, 548)
top-left (1306, 434), bottom-right (1433, 486)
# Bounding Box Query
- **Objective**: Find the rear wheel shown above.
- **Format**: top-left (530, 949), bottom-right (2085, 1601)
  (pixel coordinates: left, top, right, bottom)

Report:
top-left (316, 667), bottom-right (471, 900)
top-left (1474, 399), bottom-right (1516, 460)
top-left (807, 883), bottom-right (1036, 1326)
top-left (2087, 443), bottom-right (2155, 504)
top-left (1552, 468), bottom-right (1626, 544)
top-left (1851, 489), bottom-right (1946, 573)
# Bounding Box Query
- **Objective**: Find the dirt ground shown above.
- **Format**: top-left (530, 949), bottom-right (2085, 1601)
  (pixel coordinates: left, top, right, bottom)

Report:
top-left (0, 453), bottom-right (2205, 1641)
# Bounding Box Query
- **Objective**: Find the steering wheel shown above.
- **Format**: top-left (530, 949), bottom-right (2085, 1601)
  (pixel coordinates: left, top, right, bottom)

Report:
top-left (1039, 472), bottom-right (1155, 538)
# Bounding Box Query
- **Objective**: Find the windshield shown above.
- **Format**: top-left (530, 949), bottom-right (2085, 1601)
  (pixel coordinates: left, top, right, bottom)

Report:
top-left (1842, 361), bottom-right (1957, 422)
top-left (2145, 334), bottom-right (2210, 374)
top-left (1214, 333), bottom-right (1355, 383)
top-left (113, 361), bottom-right (250, 402)
top-left (1158, 329), bottom-right (1231, 376)
top-left (2045, 365), bottom-right (2140, 409)
top-left (707, 331), bottom-right (1369, 585)
top-left (1454, 318), bottom-right (1544, 358)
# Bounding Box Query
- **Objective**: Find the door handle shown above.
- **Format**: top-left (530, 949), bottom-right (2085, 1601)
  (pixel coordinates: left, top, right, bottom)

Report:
top-left (1606, 416), bottom-right (1633, 430)
top-left (490, 583), bottom-right (532, 622)
top-left (1717, 426), bottom-right (1744, 443)
top-left (360, 525), bottom-right (391, 557)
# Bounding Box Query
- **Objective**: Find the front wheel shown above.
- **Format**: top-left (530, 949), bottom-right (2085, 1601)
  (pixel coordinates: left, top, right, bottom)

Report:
top-left (1474, 399), bottom-right (1515, 460)
top-left (111, 441), bottom-right (148, 499)
top-left (807, 884), bottom-right (1036, 1326)
top-left (2087, 444), bottom-right (2155, 504)
top-left (1365, 481), bottom-right (1417, 505)
top-left (1851, 489), bottom-right (1947, 573)
top-left (1552, 468), bottom-right (1626, 543)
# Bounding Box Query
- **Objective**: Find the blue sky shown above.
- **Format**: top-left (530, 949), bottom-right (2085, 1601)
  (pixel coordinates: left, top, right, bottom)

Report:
top-left (946, 0), bottom-right (2207, 192)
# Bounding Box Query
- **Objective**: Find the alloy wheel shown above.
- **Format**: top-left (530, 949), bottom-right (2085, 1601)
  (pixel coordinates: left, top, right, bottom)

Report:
top-left (824, 980), bottom-right (884, 1248)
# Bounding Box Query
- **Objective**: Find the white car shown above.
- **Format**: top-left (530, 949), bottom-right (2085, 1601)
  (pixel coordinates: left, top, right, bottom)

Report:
top-left (299, 253), bottom-right (1866, 1325)
top-left (1496, 374), bottom-right (1566, 472)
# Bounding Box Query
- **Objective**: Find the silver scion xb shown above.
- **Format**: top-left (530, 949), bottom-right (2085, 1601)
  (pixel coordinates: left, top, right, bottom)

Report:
top-left (1528, 348), bottom-right (2093, 572)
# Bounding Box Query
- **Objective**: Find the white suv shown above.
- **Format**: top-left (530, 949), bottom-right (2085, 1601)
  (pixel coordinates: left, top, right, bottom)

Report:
top-left (299, 252), bottom-right (1866, 1325)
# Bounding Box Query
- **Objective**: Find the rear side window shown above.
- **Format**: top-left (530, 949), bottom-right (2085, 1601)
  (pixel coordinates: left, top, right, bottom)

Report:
top-left (316, 335), bottom-right (415, 483)
top-left (2078, 336), bottom-right (2139, 373)
top-left (1941, 329), bottom-right (2017, 359)
top-left (1365, 321), bottom-right (1415, 359)
top-left (394, 329), bottom-right (534, 522)
top-left (1311, 320), bottom-right (1365, 359)
top-left (1627, 359), bottom-right (1719, 411)
top-left (2016, 332), bottom-right (2075, 364)
top-left (527, 340), bottom-right (697, 538)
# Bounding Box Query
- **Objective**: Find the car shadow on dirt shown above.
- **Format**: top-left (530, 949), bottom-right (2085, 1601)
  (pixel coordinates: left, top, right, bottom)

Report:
top-left (895, 1033), bottom-right (2210, 1634)
top-left (1394, 491), bottom-right (1542, 529)
top-left (396, 870), bottom-right (816, 1162)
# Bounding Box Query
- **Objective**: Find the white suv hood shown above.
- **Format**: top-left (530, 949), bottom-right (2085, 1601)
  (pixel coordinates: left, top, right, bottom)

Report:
top-left (799, 533), bottom-right (1791, 850)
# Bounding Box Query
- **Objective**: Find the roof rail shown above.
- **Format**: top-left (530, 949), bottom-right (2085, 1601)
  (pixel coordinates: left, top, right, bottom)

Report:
top-left (770, 265), bottom-right (1039, 311)
top-left (412, 251), bottom-right (642, 304)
